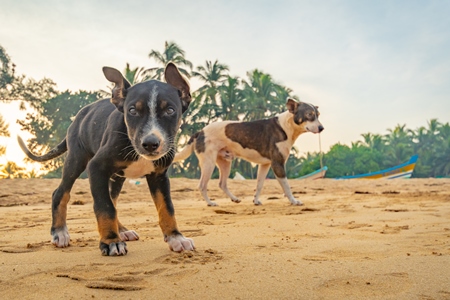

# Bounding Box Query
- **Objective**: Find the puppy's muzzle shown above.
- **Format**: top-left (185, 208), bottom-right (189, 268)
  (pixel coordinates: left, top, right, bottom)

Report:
top-left (141, 134), bottom-right (161, 155)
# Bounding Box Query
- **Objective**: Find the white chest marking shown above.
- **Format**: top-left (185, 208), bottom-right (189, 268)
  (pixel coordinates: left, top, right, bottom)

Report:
top-left (122, 158), bottom-right (155, 179)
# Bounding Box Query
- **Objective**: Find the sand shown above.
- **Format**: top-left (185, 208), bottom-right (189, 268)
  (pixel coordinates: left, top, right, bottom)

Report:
top-left (0, 178), bottom-right (449, 299)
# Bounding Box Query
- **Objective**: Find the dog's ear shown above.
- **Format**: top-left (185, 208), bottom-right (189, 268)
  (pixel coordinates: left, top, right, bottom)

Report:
top-left (103, 67), bottom-right (131, 113)
top-left (286, 97), bottom-right (300, 114)
top-left (164, 63), bottom-right (191, 113)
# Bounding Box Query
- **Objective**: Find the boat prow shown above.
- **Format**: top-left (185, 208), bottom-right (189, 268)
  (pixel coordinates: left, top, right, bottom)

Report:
top-left (336, 155), bottom-right (418, 179)
top-left (295, 166), bottom-right (328, 180)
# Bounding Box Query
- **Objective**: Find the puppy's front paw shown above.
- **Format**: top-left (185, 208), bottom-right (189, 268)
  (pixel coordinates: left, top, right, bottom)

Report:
top-left (100, 241), bottom-right (128, 256)
top-left (165, 235), bottom-right (195, 252)
top-left (51, 226), bottom-right (70, 247)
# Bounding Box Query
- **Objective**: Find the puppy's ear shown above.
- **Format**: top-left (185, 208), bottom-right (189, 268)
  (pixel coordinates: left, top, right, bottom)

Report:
top-left (286, 97), bottom-right (300, 114)
top-left (165, 63), bottom-right (191, 113)
top-left (103, 67), bottom-right (131, 113)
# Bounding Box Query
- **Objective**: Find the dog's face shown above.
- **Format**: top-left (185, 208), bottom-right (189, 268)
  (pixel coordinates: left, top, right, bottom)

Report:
top-left (286, 98), bottom-right (324, 134)
top-left (103, 63), bottom-right (191, 160)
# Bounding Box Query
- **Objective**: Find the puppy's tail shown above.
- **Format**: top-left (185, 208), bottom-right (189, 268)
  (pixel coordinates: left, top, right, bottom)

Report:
top-left (17, 136), bottom-right (68, 162)
top-left (173, 132), bottom-right (199, 163)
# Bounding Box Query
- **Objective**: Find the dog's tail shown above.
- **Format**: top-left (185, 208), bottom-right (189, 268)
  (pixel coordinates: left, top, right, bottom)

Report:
top-left (173, 133), bottom-right (199, 163)
top-left (17, 136), bottom-right (68, 162)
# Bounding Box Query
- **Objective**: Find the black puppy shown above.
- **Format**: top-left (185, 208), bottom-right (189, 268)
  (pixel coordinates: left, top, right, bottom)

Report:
top-left (18, 63), bottom-right (195, 256)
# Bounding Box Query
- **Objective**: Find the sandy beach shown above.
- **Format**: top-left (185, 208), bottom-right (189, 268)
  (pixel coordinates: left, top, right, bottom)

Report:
top-left (0, 178), bottom-right (449, 299)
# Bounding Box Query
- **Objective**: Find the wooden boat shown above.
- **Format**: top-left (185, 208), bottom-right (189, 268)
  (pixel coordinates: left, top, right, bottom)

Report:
top-left (336, 155), bottom-right (418, 179)
top-left (295, 166), bottom-right (328, 180)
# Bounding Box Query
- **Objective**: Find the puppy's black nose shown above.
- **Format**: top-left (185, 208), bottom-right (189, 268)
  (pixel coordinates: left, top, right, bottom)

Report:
top-left (318, 125), bottom-right (324, 133)
top-left (142, 135), bottom-right (160, 151)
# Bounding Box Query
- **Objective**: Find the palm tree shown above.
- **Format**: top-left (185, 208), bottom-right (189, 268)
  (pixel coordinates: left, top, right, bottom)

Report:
top-left (0, 115), bottom-right (8, 156)
top-left (123, 63), bottom-right (152, 84)
top-left (217, 76), bottom-right (245, 121)
top-left (434, 137), bottom-right (450, 176)
top-left (384, 124), bottom-right (414, 165)
top-left (191, 60), bottom-right (230, 122)
top-left (0, 115), bottom-right (8, 137)
top-left (0, 161), bottom-right (26, 179)
top-left (25, 169), bottom-right (40, 178)
top-left (360, 133), bottom-right (385, 151)
top-left (146, 41), bottom-right (193, 80)
top-left (426, 119), bottom-right (441, 136)
top-left (433, 121), bottom-right (450, 177)
top-left (241, 69), bottom-right (289, 121)
top-left (409, 119), bottom-right (443, 177)
top-left (0, 44), bottom-right (15, 91)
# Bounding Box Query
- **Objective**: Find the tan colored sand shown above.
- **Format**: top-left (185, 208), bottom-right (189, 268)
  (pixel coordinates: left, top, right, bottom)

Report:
top-left (0, 178), bottom-right (449, 299)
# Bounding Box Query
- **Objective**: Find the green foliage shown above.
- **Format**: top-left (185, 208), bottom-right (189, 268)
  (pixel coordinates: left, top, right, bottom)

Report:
top-left (320, 143), bottom-right (382, 178)
top-left (17, 90), bottom-right (100, 174)
top-left (241, 69), bottom-right (291, 120)
top-left (294, 120), bottom-right (450, 178)
top-left (18, 90), bottom-right (100, 145)
top-left (0, 114), bottom-right (9, 156)
top-left (147, 41), bottom-right (193, 80)
top-left (0, 45), bottom-right (15, 91)
top-left (0, 161), bottom-right (27, 179)
top-left (0, 114), bottom-right (9, 137)
top-left (1, 45), bottom-right (58, 106)
top-left (123, 63), bottom-right (152, 85)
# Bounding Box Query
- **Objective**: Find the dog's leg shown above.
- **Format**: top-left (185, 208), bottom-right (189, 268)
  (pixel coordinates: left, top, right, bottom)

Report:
top-left (109, 176), bottom-right (139, 241)
top-left (88, 158), bottom-right (127, 256)
top-left (216, 157), bottom-right (240, 203)
top-left (146, 172), bottom-right (194, 252)
top-left (253, 163), bottom-right (271, 205)
top-left (198, 155), bottom-right (218, 206)
top-left (50, 151), bottom-right (89, 247)
top-left (271, 161), bottom-right (303, 206)
top-left (276, 177), bottom-right (303, 205)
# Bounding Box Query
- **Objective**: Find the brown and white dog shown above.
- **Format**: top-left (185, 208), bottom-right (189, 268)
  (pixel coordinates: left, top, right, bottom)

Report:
top-left (173, 98), bottom-right (324, 206)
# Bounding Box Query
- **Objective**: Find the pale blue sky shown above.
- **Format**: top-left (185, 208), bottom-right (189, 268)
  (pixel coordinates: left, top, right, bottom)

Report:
top-left (1, 0), bottom-right (450, 160)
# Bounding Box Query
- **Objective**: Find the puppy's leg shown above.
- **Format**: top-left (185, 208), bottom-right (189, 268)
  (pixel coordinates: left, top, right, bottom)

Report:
top-left (109, 176), bottom-right (139, 241)
top-left (271, 161), bottom-right (303, 206)
top-left (253, 163), bottom-right (271, 205)
top-left (88, 158), bottom-right (127, 256)
top-left (51, 150), bottom-right (89, 247)
top-left (216, 157), bottom-right (240, 203)
top-left (198, 154), bottom-right (218, 206)
top-left (146, 172), bottom-right (194, 252)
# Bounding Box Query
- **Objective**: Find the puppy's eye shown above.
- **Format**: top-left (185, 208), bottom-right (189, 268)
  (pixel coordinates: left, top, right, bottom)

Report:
top-left (166, 107), bottom-right (175, 115)
top-left (129, 107), bottom-right (137, 116)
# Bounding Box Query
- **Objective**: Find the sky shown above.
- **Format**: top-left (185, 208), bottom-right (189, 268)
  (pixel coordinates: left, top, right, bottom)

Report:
top-left (1, 0), bottom-right (450, 168)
